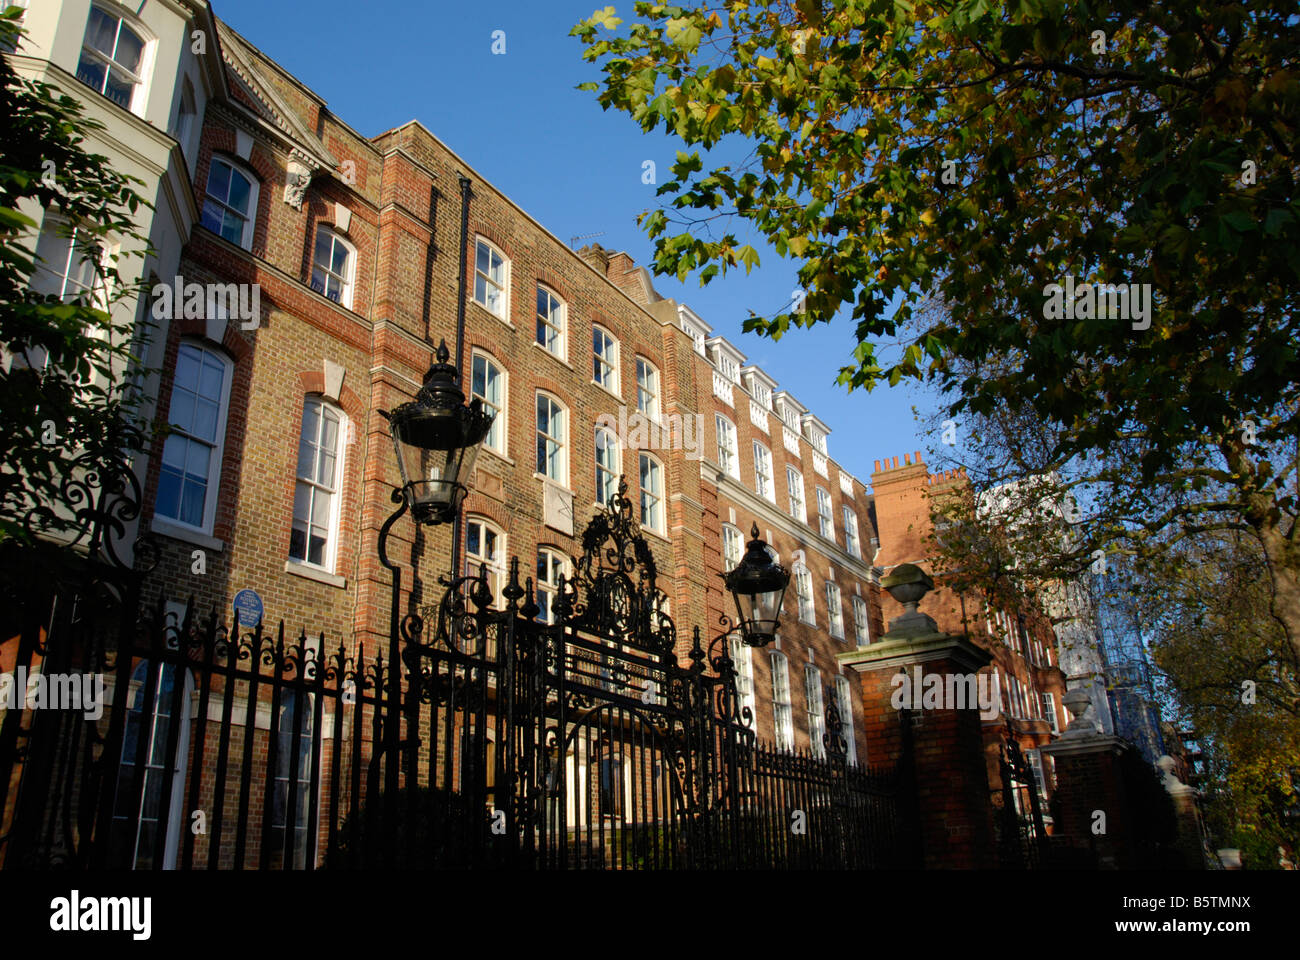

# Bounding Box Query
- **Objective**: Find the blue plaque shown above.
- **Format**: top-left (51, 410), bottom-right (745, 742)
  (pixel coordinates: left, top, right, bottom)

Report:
top-left (232, 588), bottom-right (264, 629)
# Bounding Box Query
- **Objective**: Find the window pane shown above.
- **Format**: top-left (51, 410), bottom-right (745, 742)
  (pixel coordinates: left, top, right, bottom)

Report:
top-left (226, 169), bottom-right (251, 215)
top-left (207, 160), bottom-right (232, 205)
top-left (114, 24), bottom-right (144, 72)
top-left (85, 7), bottom-right (117, 55)
top-left (76, 53), bottom-right (107, 93)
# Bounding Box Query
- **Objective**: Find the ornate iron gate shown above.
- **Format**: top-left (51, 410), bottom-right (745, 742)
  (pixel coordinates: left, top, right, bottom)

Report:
top-left (391, 483), bottom-right (910, 869)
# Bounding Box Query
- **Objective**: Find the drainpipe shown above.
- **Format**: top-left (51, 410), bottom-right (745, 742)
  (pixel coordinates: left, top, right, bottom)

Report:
top-left (451, 174), bottom-right (472, 581)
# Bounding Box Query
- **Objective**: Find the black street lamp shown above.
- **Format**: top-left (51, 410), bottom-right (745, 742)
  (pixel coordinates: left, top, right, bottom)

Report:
top-left (380, 339), bottom-right (494, 526)
top-left (723, 523), bottom-right (790, 647)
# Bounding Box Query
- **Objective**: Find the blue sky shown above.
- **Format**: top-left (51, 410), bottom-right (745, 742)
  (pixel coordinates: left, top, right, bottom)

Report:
top-left (214, 0), bottom-right (942, 485)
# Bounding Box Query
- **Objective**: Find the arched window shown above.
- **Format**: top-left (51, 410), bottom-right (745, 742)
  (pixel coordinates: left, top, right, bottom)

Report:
top-left (769, 652), bottom-right (793, 752)
top-left (110, 661), bottom-right (193, 869)
top-left (635, 357), bottom-right (659, 420)
top-left (471, 350), bottom-right (506, 455)
top-left (536, 285), bottom-right (566, 358)
top-left (842, 506), bottom-right (861, 558)
top-left (715, 415), bottom-right (739, 479)
top-left (271, 690), bottom-right (316, 869)
top-left (171, 76), bottom-right (197, 164)
top-left (310, 225), bottom-right (356, 308)
top-left (638, 452), bottom-right (664, 534)
top-left (200, 156), bottom-right (259, 250)
top-left (474, 238), bottom-right (509, 320)
top-left (592, 325), bottom-right (619, 392)
top-left (852, 595), bottom-right (871, 646)
top-left (805, 664), bottom-right (826, 759)
top-left (721, 523), bottom-right (743, 571)
top-left (792, 562), bottom-right (815, 625)
top-left (594, 425), bottom-right (619, 507)
top-left (753, 441), bottom-right (774, 503)
top-left (76, 5), bottom-right (149, 113)
top-left (825, 581), bottom-right (844, 639)
top-left (728, 634), bottom-right (755, 724)
top-left (289, 397), bottom-right (347, 571)
top-left (536, 392), bottom-right (567, 485)
top-left (536, 546), bottom-right (568, 624)
top-left (834, 675), bottom-right (858, 765)
top-left (816, 487), bottom-right (834, 540)
top-left (156, 341), bottom-right (233, 534)
top-left (786, 466), bottom-right (806, 522)
top-left (465, 515), bottom-right (506, 607)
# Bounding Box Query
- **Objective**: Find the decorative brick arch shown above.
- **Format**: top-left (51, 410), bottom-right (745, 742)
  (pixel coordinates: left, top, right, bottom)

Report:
top-left (295, 370), bottom-right (364, 424)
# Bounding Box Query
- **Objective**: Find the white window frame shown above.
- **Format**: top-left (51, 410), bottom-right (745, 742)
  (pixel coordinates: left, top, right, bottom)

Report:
top-left (721, 523), bottom-right (743, 571)
top-left (835, 675), bottom-right (858, 766)
top-left (471, 350), bottom-right (506, 456)
top-left (729, 634), bottom-right (756, 727)
top-left (638, 452), bottom-right (664, 535)
top-left (288, 396), bottom-right (347, 573)
top-left (716, 414), bottom-right (739, 479)
top-left (536, 284), bottom-right (566, 359)
top-left (76, 4), bottom-right (152, 116)
top-left (535, 546), bottom-right (569, 625)
top-left (155, 340), bottom-right (233, 535)
top-left (464, 516), bottom-right (506, 609)
top-left (595, 425), bottom-right (619, 507)
top-left (271, 689), bottom-right (318, 869)
top-left (825, 581), bottom-right (844, 639)
top-left (804, 664), bottom-right (826, 760)
top-left (310, 225), bottom-right (357, 309)
top-left (770, 652), bottom-right (793, 752)
top-left (753, 441), bottom-right (774, 503)
top-left (635, 357), bottom-right (660, 421)
top-left (536, 392), bottom-right (567, 486)
top-left (591, 325), bottom-right (619, 394)
top-left (852, 595), bottom-right (870, 646)
top-left (201, 155), bottom-right (259, 250)
top-left (816, 487), bottom-right (834, 540)
top-left (1042, 692), bottom-right (1059, 734)
top-left (786, 467), bottom-right (806, 522)
top-left (112, 660), bottom-right (193, 868)
top-left (30, 216), bottom-right (103, 310)
top-left (842, 506), bottom-right (861, 559)
top-left (794, 563), bottom-right (815, 625)
top-left (473, 237), bottom-right (510, 321)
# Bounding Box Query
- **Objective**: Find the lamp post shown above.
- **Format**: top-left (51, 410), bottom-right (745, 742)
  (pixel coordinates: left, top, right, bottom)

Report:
top-left (721, 523), bottom-right (790, 647)
top-left (374, 337), bottom-right (493, 860)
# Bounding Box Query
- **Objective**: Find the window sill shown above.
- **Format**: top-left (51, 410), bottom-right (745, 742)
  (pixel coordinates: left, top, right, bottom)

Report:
top-left (284, 560), bottom-right (347, 589)
top-left (150, 517), bottom-right (225, 553)
top-left (590, 379), bottom-right (622, 403)
top-left (531, 340), bottom-right (572, 370)
top-left (479, 446), bottom-right (515, 468)
top-left (532, 472), bottom-right (573, 495)
top-left (640, 524), bottom-right (671, 544)
top-left (470, 298), bottom-right (513, 330)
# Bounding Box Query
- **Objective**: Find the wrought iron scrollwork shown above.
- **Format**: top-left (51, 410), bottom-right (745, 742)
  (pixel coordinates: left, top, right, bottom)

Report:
top-left (564, 477), bottom-right (675, 653)
top-left (21, 452), bottom-right (158, 576)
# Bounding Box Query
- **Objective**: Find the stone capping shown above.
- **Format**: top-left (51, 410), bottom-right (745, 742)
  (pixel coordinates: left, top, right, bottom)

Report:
top-left (1039, 734), bottom-right (1130, 759)
top-left (836, 632), bottom-right (992, 675)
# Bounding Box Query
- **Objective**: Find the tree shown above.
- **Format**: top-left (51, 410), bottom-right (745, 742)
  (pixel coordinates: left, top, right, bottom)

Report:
top-left (0, 9), bottom-right (153, 554)
top-left (571, 2), bottom-right (1300, 655)
top-left (1143, 529), bottom-right (1300, 868)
